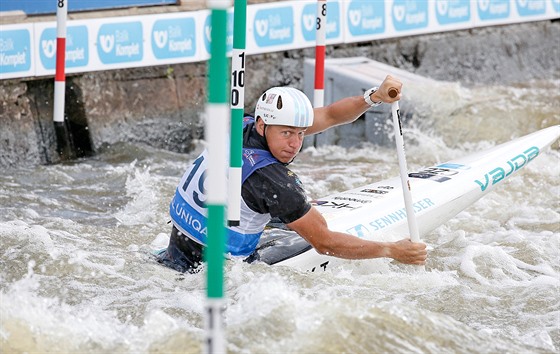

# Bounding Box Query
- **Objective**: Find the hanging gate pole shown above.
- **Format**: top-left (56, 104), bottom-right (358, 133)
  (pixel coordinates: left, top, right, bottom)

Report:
top-left (204, 1), bottom-right (231, 353)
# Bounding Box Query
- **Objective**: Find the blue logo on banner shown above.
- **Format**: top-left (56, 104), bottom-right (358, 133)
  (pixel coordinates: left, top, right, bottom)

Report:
top-left (203, 12), bottom-right (234, 55)
top-left (553, 0), bottom-right (560, 12)
top-left (301, 1), bottom-right (341, 41)
top-left (392, 0), bottom-right (429, 31)
top-left (347, 0), bottom-right (385, 36)
top-left (515, 0), bottom-right (546, 16)
top-left (0, 29), bottom-right (31, 74)
top-left (253, 6), bottom-right (294, 47)
top-left (478, 0), bottom-right (510, 20)
top-left (39, 26), bottom-right (88, 70)
top-left (97, 22), bottom-right (143, 64)
top-left (436, 0), bottom-right (471, 24)
top-left (152, 18), bottom-right (196, 59)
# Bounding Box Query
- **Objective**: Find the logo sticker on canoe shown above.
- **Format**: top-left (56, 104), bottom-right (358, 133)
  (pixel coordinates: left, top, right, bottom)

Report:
top-left (311, 200), bottom-right (357, 210)
top-left (410, 163), bottom-right (470, 182)
top-left (474, 146), bottom-right (539, 191)
top-left (360, 188), bottom-right (389, 194)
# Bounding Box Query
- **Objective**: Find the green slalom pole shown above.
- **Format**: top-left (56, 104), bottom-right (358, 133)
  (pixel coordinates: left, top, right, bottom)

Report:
top-left (204, 1), bottom-right (230, 353)
top-left (227, 0), bottom-right (247, 227)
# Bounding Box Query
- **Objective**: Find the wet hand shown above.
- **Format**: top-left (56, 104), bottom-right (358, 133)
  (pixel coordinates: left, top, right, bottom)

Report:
top-left (377, 75), bottom-right (403, 103)
top-left (390, 239), bottom-right (427, 265)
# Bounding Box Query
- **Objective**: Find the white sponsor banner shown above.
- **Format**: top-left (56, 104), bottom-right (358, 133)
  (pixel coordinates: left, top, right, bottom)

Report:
top-left (342, 0), bottom-right (559, 42)
top-left (245, 0), bottom-right (344, 55)
top-left (0, 23), bottom-right (35, 80)
top-left (473, 0), bottom-right (559, 27)
top-left (143, 11), bottom-right (207, 66)
top-left (34, 20), bottom-right (90, 76)
top-left (246, 1), bottom-right (299, 55)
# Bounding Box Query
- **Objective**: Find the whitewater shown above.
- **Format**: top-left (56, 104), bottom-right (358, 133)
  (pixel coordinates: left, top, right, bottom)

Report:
top-left (1, 80), bottom-right (559, 353)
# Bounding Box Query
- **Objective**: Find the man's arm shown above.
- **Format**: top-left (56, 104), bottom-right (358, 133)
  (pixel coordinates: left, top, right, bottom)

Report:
top-left (306, 75), bottom-right (403, 136)
top-left (286, 207), bottom-right (427, 265)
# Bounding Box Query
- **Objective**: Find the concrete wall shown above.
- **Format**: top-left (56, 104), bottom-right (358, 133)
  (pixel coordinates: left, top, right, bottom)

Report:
top-left (1, 18), bottom-right (558, 168)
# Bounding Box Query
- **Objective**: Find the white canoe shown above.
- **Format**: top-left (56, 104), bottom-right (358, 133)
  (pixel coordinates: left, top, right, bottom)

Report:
top-left (252, 125), bottom-right (560, 272)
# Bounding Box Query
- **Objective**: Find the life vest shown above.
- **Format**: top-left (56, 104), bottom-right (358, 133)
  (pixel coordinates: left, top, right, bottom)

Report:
top-left (169, 116), bottom-right (279, 256)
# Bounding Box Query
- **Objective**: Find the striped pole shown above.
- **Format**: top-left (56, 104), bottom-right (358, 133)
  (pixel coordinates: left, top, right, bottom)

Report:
top-left (313, 0), bottom-right (327, 108)
top-left (53, 0), bottom-right (67, 124)
top-left (204, 1), bottom-right (230, 353)
top-left (227, 0), bottom-right (247, 227)
top-left (53, 0), bottom-right (74, 160)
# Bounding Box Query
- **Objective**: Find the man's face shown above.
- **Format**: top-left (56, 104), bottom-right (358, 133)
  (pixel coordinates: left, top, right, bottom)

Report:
top-left (256, 118), bottom-right (306, 164)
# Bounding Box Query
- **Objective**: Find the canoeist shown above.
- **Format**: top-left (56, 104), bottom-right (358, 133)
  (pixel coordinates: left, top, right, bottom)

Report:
top-left (157, 75), bottom-right (427, 273)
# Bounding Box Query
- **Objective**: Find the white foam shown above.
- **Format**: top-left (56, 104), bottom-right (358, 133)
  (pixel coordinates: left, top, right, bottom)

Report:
top-left (114, 166), bottom-right (168, 227)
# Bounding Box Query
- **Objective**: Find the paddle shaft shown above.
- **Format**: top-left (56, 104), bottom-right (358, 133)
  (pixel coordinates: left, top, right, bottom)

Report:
top-left (389, 88), bottom-right (421, 243)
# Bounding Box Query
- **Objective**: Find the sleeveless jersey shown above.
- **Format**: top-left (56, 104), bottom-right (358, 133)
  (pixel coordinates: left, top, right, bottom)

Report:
top-left (169, 118), bottom-right (280, 256)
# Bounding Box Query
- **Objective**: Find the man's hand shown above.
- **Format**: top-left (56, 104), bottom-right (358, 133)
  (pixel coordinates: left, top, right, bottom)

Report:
top-left (373, 75), bottom-right (403, 103)
top-left (387, 239), bottom-right (427, 265)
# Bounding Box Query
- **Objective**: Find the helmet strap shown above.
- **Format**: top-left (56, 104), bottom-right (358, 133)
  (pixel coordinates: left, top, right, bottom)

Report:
top-left (255, 116), bottom-right (271, 147)
top-left (262, 123), bottom-right (270, 145)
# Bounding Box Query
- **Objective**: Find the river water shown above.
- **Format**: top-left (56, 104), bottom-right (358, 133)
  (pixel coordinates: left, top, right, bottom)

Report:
top-left (1, 80), bottom-right (559, 353)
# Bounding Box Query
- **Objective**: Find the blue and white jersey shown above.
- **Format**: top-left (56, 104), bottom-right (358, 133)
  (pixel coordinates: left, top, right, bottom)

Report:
top-left (170, 140), bottom-right (280, 256)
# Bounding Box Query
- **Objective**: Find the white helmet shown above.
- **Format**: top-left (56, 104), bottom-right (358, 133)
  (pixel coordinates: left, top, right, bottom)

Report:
top-left (254, 87), bottom-right (314, 128)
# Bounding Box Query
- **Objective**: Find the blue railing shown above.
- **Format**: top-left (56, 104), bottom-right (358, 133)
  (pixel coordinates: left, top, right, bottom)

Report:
top-left (0, 0), bottom-right (177, 15)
